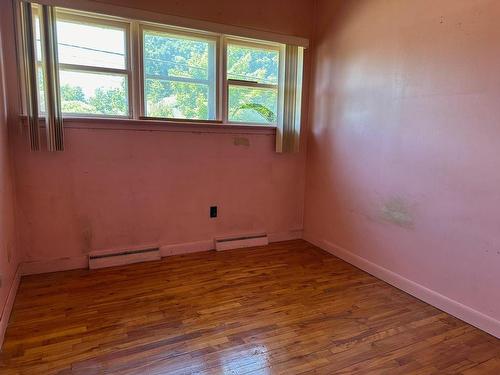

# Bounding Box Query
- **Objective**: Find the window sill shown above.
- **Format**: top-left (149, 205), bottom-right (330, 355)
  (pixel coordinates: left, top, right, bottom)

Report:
top-left (19, 116), bottom-right (277, 135)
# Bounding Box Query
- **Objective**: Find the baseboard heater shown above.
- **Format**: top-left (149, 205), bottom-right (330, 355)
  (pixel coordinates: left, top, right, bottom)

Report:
top-left (215, 233), bottom-right (269, 251)
top-left (89, 247), bottom-right (160, 269)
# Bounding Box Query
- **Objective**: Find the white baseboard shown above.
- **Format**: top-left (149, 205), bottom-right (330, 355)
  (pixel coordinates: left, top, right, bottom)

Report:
top-left (0, 265), bottom-right (21, 350)
top-left (303, 234), bottom-right (500, 339)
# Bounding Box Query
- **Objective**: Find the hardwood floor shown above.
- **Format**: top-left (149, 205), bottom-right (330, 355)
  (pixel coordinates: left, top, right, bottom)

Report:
top-left (1, 240), bottom-right (499, 374)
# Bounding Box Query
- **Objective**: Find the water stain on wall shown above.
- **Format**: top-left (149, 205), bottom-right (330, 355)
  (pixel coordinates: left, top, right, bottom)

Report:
top-left (233, 137), bottom-right (250, 147)
top-left (380, 197), bottom-right (415, 229)
top-left (80, 218), bottom-right (93, 253)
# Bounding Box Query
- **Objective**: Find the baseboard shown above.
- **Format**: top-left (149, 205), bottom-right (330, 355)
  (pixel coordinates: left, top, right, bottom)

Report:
top-left (89, 247), bottom-right (160, 270)
top-left (160, 230), bottom-right (303, 257)
top-left (268, 229), bottom-right (303, 243)
top-left (215, 233), bottom-right (269, 251)
top-left (160, 240), bottom-right (214, 257)
top-left (303, 235), bottom-right (500, 339)
top-left (0, 265), bottom-right (21, 350)
top-left (19, 230), bottom-right (305, 275)
top-left (21, 256), bottom-right (88, 276)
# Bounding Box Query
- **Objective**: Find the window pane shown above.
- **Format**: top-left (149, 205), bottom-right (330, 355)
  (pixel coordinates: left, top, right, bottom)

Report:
top-left (34, 15), bottom-right (42, 62)
top-left (59, 70), bottom-right (128, 116)
top-left (56, 19), bottom-right (127, 69)
top-left (143, 30), bottom-right (215, 120)
top-left (228, 85), bottom-right (278, 124)
top-left (145, 79), bottom-right (210, 119)
top-left (33, 13), bottom-right (46, 113)
top-left (37, 66), bottom-right (46, 113)
top-left (227, 44), bottom-right (279, 85)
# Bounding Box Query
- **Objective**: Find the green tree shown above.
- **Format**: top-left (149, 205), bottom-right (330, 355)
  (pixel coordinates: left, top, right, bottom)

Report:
top-left (143, 32), bottom-right (210, 119)
top-left (60, 84), bottom-right (85, 102)
top-left (88, 85), bottom-right (128, 116)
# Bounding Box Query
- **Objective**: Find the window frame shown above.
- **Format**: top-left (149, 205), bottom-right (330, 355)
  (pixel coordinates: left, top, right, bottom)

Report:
top-left (139, 23), bottom-right (220, 122)
top-left (54, 9), bottom-right (133, 119)
top-left (25, 5), bottom-right (293, 127)
top-left (223, 38), bottom-right (283, 126)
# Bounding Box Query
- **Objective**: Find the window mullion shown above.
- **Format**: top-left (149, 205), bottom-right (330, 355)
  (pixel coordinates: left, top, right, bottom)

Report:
top-left (59, 63), bottom-right (128, 76)
top-left (143, 74), bottom-right (209, 86)
top-left (220, 35), bottom-right (228, 123)
top-left (130, 20), bottom-right (141, 119)
top-left (227, 80), bottom-right (278, 90)
top-left (207, 38), bottom-right (216, 121)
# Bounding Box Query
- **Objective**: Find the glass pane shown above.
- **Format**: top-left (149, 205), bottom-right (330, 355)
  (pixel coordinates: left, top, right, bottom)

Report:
top-left (33, 13), bottom-right (45, 113)
top-left (34, 15), bottom-right (42, 62)
top-left (227, 44), bottom-right (279, 85)
top-left (37, 66), bottom-right (46, 113)
top-left (228, 85), bottom-right (278, 124)
top-left (59, 70), bottom-right (128, 116)
top-left (56, 19), bottom-right (127, 69)
top-left (145, 79), bottom-right (210, 120)
top-left (143, 30), bottom-right (216, 119)
top-left (143, 30), bottom-right (212, 80)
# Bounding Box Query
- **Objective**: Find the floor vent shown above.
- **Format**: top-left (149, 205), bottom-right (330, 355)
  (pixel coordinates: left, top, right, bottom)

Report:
top-left (215, 233), bottom-right (269, 251)
top-left (89, 247), bottom-right (160, 269)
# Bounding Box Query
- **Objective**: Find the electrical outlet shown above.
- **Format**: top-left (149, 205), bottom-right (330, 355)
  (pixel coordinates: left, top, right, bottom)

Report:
top-left (210, 206), bottom-right (217, 218)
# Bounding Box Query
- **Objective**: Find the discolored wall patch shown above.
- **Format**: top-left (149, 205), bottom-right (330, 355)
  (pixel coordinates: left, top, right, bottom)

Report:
top-left (380, 197), bottom-right (415, 229)
top-left (233, 137), bottom-right (250, 147)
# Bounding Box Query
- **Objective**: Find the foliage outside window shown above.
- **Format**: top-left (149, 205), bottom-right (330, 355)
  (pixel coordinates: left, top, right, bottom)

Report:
top-left (143, 29), bottom-right (216, 120)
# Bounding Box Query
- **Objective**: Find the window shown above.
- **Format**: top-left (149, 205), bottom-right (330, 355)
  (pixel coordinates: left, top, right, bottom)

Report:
top-left (34, 9), bottom-right (131, 117)
top-left (226, 41), bottom-right (280, 125)
top-left (55, 12), bottom-right (130, 117)
top-left (142, 29), bottom-right (216, 120)
top-left (20, 2), bottom-right (306, 152)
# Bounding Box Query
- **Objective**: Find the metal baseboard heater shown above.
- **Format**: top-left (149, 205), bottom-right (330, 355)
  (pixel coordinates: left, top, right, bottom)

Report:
top-left (89, 246), bottom-right (160, 269)
top-left (215, 233), bottom-right (269, 251)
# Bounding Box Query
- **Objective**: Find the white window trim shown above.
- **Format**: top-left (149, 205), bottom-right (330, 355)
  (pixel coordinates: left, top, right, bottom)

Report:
top-left (54, 9), bottom-right (133, 119)
top-left (138, 23), bottom-right (219, 122)
top-left (224, 38), bottom-right (283, 126)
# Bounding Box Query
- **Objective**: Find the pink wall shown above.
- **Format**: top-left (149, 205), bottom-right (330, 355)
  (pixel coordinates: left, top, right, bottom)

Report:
top-left (98, 0), bottom-right (312, 39)
top-left (0, 18), bottom-right (20, 337)
top-left (305, 0), bottom-right (500, 330)
top-left (4, 0), bottom-right (313, 263)
top-left (14, 126), bottom-right (306, 261)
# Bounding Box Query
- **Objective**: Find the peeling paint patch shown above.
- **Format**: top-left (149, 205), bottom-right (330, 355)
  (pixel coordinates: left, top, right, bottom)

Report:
top-left (233, 137), bottom-right (250, 147)
top-left (381, 197), bottom-right (415, 229)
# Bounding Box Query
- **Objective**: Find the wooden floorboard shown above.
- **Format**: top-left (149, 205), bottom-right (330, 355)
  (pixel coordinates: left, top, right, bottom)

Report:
top-left (0, 240), bottom-right (498, 374)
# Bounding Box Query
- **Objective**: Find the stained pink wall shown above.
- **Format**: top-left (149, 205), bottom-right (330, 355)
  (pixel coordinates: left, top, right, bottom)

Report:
top-left (13, 126), bottom-right (306, 261)
top-left (4, 0), bottom-right (313, 263)
top-left (0, 21), bottom-right (20, 329)
top-left (305, 0), bottom-right (500, 325)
